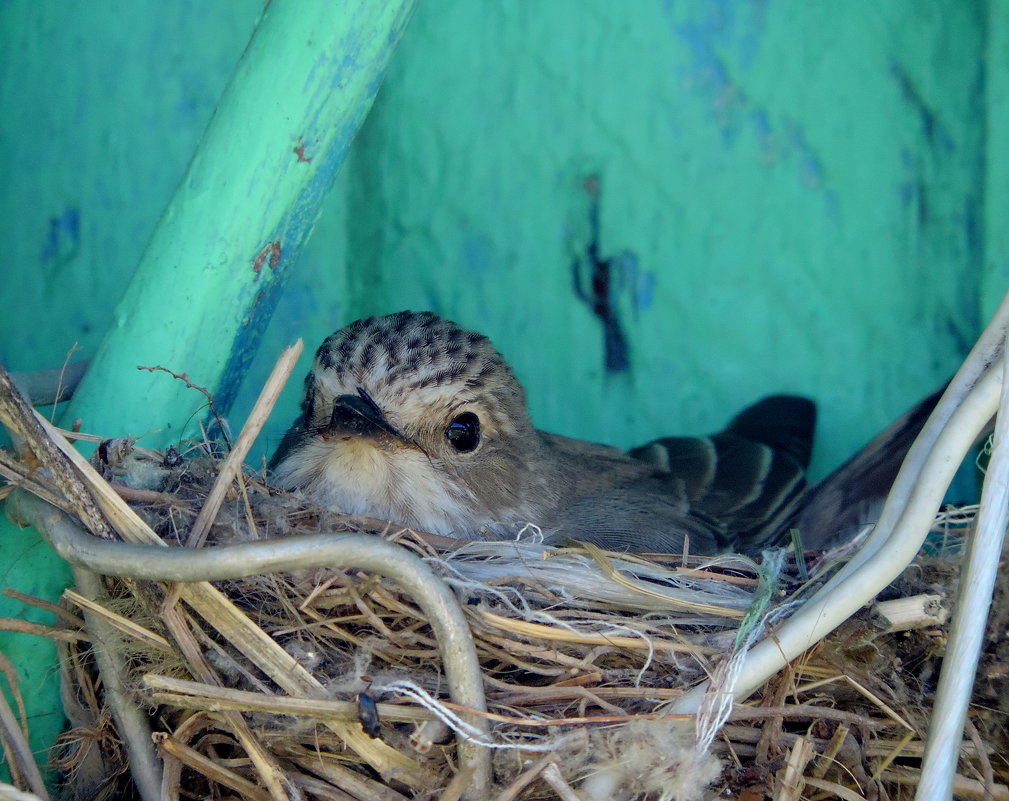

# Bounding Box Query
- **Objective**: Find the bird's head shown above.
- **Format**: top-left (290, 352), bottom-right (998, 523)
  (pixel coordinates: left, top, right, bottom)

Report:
top-left (269, 311), bottom-right (547, 536)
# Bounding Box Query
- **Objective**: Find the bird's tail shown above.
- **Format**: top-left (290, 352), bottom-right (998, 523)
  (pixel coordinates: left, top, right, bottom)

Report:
top-left (787, 385), bottom-right (949, 552)
top-left (723, 394), bottom-right (817, 469)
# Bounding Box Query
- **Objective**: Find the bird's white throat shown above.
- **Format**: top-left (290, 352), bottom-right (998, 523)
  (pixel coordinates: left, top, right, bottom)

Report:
top-left (273, 437), bottom-right (479, 537)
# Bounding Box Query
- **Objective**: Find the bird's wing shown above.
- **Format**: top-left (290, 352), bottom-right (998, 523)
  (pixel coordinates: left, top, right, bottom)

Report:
top-left (543, 483), bottom-right (727, 554)
top-left (628, 395), bottom-right (815, 553)
top-left (722, 394), bottom-right (817, 468)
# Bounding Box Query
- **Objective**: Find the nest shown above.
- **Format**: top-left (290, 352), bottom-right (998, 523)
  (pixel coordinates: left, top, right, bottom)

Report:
top-left (0, 444), bottom-right (1004, 801)
top-left (1, 354), bottom-right (1007, 801)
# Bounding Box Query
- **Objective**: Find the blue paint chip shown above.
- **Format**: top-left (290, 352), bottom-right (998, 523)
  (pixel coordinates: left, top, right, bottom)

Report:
top-left (40, 206), bottom-right (80, 263)
top-left (673, 3), bottom-right (770, 146)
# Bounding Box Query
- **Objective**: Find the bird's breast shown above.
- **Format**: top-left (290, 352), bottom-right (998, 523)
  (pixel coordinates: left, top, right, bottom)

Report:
top-left (274, 436), bottom-right (482, 537)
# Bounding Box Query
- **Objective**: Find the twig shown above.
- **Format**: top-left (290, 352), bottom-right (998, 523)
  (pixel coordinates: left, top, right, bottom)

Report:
top-left (810, 723), bottom-right (849, 779)
top-left (70, 566), bottom-right (161, 801)
top-left (153, 733), bottom-right (272, 801)
top-left (883, 766), bottom-right (1009, 801)
top-left (0, 653), bottom-right (48, 800)
top-left (491, 754), bottom-right (561, 801)
top-left (185, 340), bottom-right (302, 547)
top-left (144, 674), bottom-right (432, 723)
top-left (791, 673), bottom-right (913, 731)
top-left (158, 606), bottom-right (290, 801)
top-left (0, 364), bottom-right (114, 539)
top-left (63, 590), bottom-right (172, 652)
top-left (963, 717), bottom-right (997, 801)
top-left (111, 484), bottom-right (190, 506)
top-left (0, 619), bottom-right (86, 643)
top-left (439, 762), bottom-right (478, 801)
top-left (3, 587), bottom-right (84, 628)
top-left (283, 751), bottom-right (411, 801)
top-left (774, 737), bottom-right (814, 801)
top-left (52, 344), bottom-right (82, 419)
top-left (0, 450), bottom-right (73, 514)
top-left (872, 594), bottom-right (948, 632)
top-left (542, 762), bottom-right (584, 801)
top-left (5, 358), bottom-right (88, 408)
top-left (136, 365), bottom-right (232, 449)
top-left (801, 776), bottom-right (868, 801)
top-left (19, 407), bottom-right (169, 545)
top-left (868, 729), bottom-right (916, 782)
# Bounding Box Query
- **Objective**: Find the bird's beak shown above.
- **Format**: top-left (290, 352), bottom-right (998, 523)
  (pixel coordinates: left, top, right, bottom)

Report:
top-left (326, 394), bottom-right (409, 449)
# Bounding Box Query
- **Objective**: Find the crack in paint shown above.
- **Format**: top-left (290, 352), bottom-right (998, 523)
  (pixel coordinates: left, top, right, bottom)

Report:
top-left (571, 174), bottom-right (632, 373)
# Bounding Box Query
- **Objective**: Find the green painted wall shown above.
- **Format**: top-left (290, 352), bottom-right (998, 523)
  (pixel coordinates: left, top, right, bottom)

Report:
top-left (0, 0), bottom-right (994, 781)
top-left (242, 0), bottom-right (985, 483)
top-left (986, 2), bottom-right (1009, 322)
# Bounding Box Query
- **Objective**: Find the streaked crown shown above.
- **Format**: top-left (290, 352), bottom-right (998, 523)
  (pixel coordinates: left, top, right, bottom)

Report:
top-left (308, 311), bottom-right (530, 440)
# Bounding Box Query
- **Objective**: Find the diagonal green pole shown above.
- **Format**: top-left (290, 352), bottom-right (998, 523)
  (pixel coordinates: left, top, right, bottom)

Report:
top-left (66, 0), bottom-right (416, 446)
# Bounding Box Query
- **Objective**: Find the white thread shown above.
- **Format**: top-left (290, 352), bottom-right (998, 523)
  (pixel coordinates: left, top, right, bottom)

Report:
top-left (375, 680), bottom-right (562, 752)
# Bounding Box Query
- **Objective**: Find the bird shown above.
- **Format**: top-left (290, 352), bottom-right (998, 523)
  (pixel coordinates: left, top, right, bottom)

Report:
top-left (269, 311), bottom-right (939, 555)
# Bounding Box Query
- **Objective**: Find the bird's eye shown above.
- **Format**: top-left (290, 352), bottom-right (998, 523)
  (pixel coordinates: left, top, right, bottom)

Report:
top-left (445, 412), bottom-right (481, 453)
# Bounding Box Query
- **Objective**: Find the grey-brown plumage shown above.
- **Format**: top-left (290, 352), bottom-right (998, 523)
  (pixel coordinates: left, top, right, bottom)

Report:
top-left (270, 311), bottom-right (935, 555)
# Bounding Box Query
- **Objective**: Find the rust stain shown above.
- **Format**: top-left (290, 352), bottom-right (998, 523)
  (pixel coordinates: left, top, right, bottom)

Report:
top-left (293, 136), bottom-right (313, 163)
top-left (253, 240), bottom-right (282, 277)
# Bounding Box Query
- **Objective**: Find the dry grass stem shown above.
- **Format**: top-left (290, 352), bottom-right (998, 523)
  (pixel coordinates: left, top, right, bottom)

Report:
top-left (0, 653), bottom-right (50, 799)
top-left (186, 339), bottom-right (302, 548)
top-left (62, 589), bottom-right (172, 651)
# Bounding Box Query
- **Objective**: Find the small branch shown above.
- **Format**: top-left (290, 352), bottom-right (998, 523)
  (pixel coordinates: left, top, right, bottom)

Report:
top-left (154, 734), bottom-right (271, 801)
top-left (884, 766), bottom-right (1009, 801)
top-left (541, 762), bottom-right (584, 801)
top-left (70, 566), bottom-right (162, 801)
top-left (964, 717), bottom-right (997, 801)
top-left (185, 340), bottom-right (302, 548)
top-left (491, 754), bottom-right (563, 801)
top-left (774, 737), bottom-right (814, 801)
top-left (136, 365), bottom-right (231, 448)
top-left (4, 587), bottom-right (85, 628)
top-left (0, 618), bottom-right (86, 643)
top-left (111, 484), bottom-right (191, 506)
top-left (0, 364), bottom-right (115, 539)
top-left (52, 343), bottom-right (83, 418)
top-left (63, 590), bottom-right (172, 652)
top-left (0, 654), bottom-right (48, 800)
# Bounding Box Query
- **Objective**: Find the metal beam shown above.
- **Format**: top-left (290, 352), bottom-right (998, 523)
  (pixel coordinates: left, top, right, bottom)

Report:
top-left (65, 0), bottom-right (416, 447)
